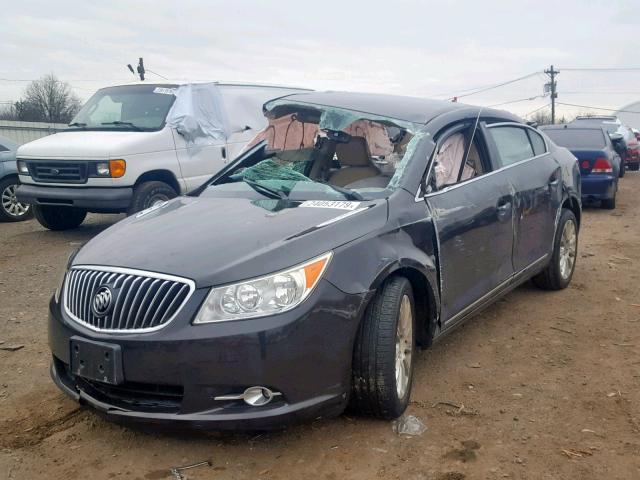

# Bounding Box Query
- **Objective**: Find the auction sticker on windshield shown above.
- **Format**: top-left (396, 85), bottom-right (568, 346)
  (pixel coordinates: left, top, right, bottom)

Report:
top-left (299, 200), bottom-right (361, 210)
top-left (153, 87), bottom-right (176, 95)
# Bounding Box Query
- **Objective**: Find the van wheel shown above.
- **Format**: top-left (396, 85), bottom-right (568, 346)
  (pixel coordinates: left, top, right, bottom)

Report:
top-left (0, 177), bottom-right (32, 222)
top-left (33, 205), bottom-right (87, 231)
top-left (350, 276), bottom-right (415, 419)
top-left (533, 209), bottom-right (578, 290)
top-left (128, 181), bottom-right (177, 215)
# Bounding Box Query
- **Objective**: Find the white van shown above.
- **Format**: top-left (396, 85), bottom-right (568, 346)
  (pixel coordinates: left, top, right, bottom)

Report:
top-left (16, 81), bottom-right (308, 230)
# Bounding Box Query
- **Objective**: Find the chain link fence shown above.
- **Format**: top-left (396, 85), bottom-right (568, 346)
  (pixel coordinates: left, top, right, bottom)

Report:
top-left (0, 120), bottom-right (68, 145)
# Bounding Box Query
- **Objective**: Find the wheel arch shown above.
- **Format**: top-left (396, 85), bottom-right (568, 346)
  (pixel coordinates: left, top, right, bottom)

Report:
top-left (134, 170), bottom-right (181, 194)
top-left (562, 194), bottom-right (581, 229)
top-left (369, 260), bottom-right (439, 348)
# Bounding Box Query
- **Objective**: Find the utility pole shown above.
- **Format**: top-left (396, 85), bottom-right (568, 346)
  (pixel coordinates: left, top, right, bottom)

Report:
top-left (544, 65), bottom-right (559, 123)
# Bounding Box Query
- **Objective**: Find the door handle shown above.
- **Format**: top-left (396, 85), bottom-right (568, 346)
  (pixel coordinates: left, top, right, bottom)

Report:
top-left (496, 200), bottom-right (512, 221)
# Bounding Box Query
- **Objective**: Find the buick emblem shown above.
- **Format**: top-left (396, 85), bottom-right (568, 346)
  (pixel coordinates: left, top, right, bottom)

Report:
top-left (50, 168), bottom-right (60, 176)
top-left (92, 286), bottom-right (113, 317)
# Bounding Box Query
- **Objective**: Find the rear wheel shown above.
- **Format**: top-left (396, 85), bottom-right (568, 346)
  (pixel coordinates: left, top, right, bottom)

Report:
top-left (602, 193), bottom-right (616, 210)
top-left (619, 163), bottom-right (626, 178)
top-left (127, 181), bottom-right (177, 215)
top-left (350, 276), bottom-right (415, 419)
top-left (33, 205), bottom-right (87, 231)
top-left (0, 177), bottom-right (32, 222)
top-left (533, 209), bottom-right (578, 290)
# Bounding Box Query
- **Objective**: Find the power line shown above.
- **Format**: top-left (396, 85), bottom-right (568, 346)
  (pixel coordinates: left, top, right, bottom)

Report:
top-left (555, 102), bottom-right (640, 114)
top-left (446, 72), bottom-right (542, 100)
top-left (488, 94), bottom-right (547, 108)
top-left (560, 67), bottom-right (640, 72)
top-left (523, 104), bottom-right (549, 118)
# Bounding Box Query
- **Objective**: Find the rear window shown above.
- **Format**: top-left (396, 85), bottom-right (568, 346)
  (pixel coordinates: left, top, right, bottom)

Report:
top-left (543, 129), bottom-right (606, 149)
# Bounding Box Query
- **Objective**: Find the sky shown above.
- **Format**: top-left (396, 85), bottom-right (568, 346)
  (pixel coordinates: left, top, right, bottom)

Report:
top-left (2, 0), bottom-right (640, 120)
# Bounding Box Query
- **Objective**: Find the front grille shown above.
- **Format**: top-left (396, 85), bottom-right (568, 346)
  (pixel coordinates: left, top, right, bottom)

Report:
top-left (27, 160), bottom-right (87, 183)
top-left (63, 266), bottom-right (195, 332)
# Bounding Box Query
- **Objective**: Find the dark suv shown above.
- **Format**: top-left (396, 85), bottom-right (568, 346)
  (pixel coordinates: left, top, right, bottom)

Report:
top-left (48, 92), bottom-right (581, 429)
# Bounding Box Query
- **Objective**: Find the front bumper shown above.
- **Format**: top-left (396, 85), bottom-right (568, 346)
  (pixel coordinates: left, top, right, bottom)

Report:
top-left (16, 184), bottom-right (132, 212)
top-left (581, 174), bottom-right (616, 201)
top-left (48, 280), bottom-right (370, 430)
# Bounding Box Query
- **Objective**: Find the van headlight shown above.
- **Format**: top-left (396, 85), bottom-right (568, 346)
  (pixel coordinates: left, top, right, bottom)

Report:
top-left (194, 252), bottom-right (332, 323)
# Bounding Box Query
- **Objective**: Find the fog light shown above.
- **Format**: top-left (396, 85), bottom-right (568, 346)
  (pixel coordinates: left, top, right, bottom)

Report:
top-left (214, 386), bottom-right (282, 406)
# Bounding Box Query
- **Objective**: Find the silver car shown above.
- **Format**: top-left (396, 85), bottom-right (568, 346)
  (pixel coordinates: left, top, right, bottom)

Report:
top-left (0, 134), bottom-right (31, 221)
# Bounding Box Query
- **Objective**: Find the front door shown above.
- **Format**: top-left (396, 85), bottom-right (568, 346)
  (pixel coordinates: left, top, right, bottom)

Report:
top-left (425, 124), bottom-right (515, 325)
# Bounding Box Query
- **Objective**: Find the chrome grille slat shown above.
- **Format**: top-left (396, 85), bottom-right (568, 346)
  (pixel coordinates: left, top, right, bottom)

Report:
top-left (140, 280), bottom-right (171, 328)
top-left (149, 283), bottom-right (182, 328)
top-left (124, 277), bottom-right (153, 329)
top-left (63, 266), bottom-right (195, 333)
top-left (133, 278), bottom-right (162, 330)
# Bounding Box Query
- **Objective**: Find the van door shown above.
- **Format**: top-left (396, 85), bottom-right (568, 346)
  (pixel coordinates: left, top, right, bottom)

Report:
top-left (172, 130), bottom-right (226, 191)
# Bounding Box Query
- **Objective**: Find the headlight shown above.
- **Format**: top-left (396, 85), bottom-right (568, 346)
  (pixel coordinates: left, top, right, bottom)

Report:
top-left (17, 160), bottom-right (29, 175)
top-left (194, 252), bottom-right (332, 324)
top-left (96, 162), bottom-right (110, 176)
top-left (95, 159), bottom-right (126, 178)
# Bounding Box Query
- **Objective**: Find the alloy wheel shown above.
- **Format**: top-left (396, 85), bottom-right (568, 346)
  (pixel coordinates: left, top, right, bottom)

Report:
top-left (559, 219), bottom-right (577, 279)
top-left (395, 294), bottom-right (413, 399)
top-left (1, 183), bottom-right (30, 219)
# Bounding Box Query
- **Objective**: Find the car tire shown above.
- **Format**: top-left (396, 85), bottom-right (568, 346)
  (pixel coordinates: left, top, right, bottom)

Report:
top-left (127, 181), bottom-right (177, 215)
top-left (619, 163), bottom-right (626, 178)
top-left (601, 194), bottom-right (616, 210)
top-left (630, 163), bottom-right (640, 171)
top-left (33, 205), bottom-right (87, 231)
top-left (350, 276), bottom-right (416, 419)
top-left (533, 208), bottom-right (578, 291)
top-left (0, 177), bottom-right (32, 222)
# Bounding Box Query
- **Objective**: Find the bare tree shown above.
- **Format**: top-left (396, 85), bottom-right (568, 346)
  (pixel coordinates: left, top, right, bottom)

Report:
top-left (2, 74), bottom-right (82, 123)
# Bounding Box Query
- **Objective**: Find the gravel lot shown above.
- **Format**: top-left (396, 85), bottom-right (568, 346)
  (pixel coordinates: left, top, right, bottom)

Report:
top-left (1, 174), bottom-right (639, 480)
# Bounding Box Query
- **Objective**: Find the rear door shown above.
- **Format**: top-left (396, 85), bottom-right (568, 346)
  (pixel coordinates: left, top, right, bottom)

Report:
top-left (486, 124), bottom-right (560, 273)
top-left (425, 121), bottom-right (515, 325)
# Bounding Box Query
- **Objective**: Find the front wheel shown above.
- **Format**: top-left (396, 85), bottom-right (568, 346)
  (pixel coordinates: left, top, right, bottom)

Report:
top-left (33, 205), bottom-right (87, 231)
top-left (350, 276), bottom-right (416, 419)
top-left (127, 181), bottom-right (177, 215)
top-left (533, 209), bottom-right (578, 290)
top-left (0, 177), bottom-right (32, 222)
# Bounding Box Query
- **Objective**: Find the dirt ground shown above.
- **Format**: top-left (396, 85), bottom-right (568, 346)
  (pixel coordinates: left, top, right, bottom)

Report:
top-left (1, 174), bottom-right (639, 480)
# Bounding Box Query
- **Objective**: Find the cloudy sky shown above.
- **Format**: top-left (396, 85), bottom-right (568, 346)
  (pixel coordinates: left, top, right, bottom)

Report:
top-left (2, 0), bottom-right (640, 119)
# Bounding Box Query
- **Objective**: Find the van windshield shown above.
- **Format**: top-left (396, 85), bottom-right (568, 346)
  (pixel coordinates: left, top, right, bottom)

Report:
top-left (202, 101), bottom-right (424, 201)
top-left (68, 84), bottom-right (177, 131)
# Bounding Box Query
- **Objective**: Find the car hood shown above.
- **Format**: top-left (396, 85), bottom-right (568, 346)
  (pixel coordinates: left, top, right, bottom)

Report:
top-left (73, 196), bottom-right (388, 287)
top-left (16, 129), bottom-right (174, 160)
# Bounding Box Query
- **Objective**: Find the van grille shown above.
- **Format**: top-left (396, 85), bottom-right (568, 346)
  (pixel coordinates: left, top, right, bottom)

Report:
top-left (63, 266), bottom-right (195, 332)
top-left (27, 161), bottom-right (87, 183)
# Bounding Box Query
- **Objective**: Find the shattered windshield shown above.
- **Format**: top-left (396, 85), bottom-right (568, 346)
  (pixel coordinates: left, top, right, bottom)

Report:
top-left (204, 100), bottom-right (424, 201)
top-left (69, 84), bottom-right (177, 131)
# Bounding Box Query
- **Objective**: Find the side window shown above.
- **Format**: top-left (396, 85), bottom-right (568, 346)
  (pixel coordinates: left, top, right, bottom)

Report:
top-left (431, 127), bottom-right (488, 190)
top-left (527, 129), bottom-right (546, 156)
top-left (488, 126), bottom-right (534, 166)
top-left (0, 144), bottom-right (9, 152)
